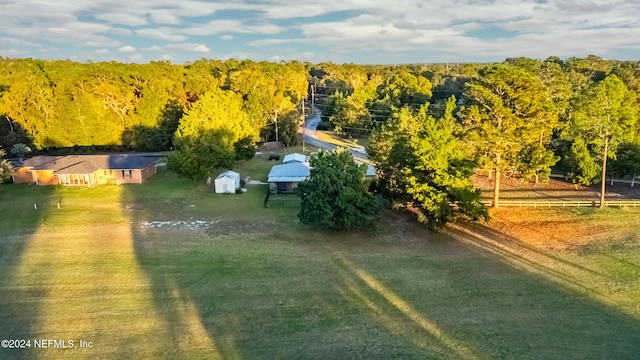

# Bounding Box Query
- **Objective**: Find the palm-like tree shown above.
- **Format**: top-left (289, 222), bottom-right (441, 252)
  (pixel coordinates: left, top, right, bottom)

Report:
top-left (10, 143), bottom-right (31, 161)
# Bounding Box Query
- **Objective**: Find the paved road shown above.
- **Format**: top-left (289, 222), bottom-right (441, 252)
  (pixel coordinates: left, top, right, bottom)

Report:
top-left (302, 107), bottom-right (368, 162)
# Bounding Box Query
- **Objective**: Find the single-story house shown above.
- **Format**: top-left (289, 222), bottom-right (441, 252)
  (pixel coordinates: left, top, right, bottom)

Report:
top-left (12, 154), bottom-right (160, 187)
top-left (266, 152), bottom-right (377, 194)
top-left (283, 153), bottom-right (306, 164)
top-left (267, 161), bottom-right (311, 193)
top-left (215, 170), bottom-right (240, 194)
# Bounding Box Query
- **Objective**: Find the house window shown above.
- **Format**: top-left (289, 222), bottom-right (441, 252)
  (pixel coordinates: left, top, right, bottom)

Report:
top-left (123, 170), bottom-right (132, 179)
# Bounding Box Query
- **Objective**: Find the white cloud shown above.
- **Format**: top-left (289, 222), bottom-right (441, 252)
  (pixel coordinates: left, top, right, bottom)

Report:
top-left (109, 27), bottom-right (133, 36)
top-left (136, 28), bottom-right (188, 42)
top-left (128, 53), bottom-right (143, 61)
top-left (183, 19), bottom-right (284, 36)
top-left (149, 10), bottom-right (182, 24)
top-left (249, 38), bottom-right (298, 47)
top-left (12, 49), bottom-right (29, 55)
top-left (193, 44), bottom-right (210, 53)
top-left (163, 43), bottom-right (211, 53)
top-left (119, 45), bottom-right (136, 52)
top-left (0, 0), bottom-right (638, 63)
top-left (95, 12), bottom-right (148, 26)
top-left (141, 43), bottom-right (212, 57)
top-left (95, 49), bottom-right (109, 54)
top-left (268, 51), bottom-right (319, 62)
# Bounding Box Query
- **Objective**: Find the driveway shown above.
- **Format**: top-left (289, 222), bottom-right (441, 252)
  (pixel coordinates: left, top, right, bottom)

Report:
top-left (302, 107), bottom-right (368, 162)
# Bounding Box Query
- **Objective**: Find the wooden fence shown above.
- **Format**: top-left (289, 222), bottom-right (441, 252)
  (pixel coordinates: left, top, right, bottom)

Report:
top-left (550, 173), bottom-right (640, 187)
top-left (481, 200), bottom-right (640, 208)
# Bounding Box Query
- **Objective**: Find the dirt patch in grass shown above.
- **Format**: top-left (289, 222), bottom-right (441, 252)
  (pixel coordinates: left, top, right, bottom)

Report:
top-left (140, 218), bottom-right (278, 236)
top-left (473, 173), bottom-right (640, 200)
top-left (484, 207), bottom-right (640, 251)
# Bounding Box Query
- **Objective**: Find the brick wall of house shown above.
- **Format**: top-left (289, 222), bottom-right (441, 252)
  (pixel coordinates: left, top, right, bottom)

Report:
top-left (12, 168), bottom-right (35, 184)
top-left (139, 165), bottom-right (157, 183)
top-left (33, 170), bottom-right (59, 185)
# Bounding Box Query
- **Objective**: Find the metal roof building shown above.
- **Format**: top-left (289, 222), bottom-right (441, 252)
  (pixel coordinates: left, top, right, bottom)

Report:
top-left (283, 153), bottom-right (307, 164)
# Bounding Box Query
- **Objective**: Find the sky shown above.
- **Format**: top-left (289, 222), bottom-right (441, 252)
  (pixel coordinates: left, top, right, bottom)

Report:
top-left (0, 0), bottom-right (638, 64)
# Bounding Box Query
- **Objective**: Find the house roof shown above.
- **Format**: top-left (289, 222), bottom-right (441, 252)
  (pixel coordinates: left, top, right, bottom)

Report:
top-left (268, 162), bottom-right (311, 182)
top-left (25, 154), bottom-right (160, 175)
top-left (14, 155), bottom-right (65, 169)
top-left (283, 153), bottom-right (306, 163)
top-left (216, 170), bottom-right (240, 179)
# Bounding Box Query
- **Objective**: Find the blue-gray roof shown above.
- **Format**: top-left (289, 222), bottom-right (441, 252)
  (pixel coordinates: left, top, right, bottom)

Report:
top-left (18, 154), bottom-right (160, 174)
top-left (283, 153), bottom-right (306, 163)
top-left (268, 162), bottom-right (310, 182)
top-left (217, 170), bottom-right (239, 179)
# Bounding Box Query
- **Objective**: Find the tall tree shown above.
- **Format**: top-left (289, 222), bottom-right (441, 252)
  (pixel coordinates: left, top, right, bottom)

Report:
top-left (368, 98), bottom-right (487, 229)
top-left (296, 148), bottom-right (380, 230)
top-left (460, 64), bottom-right (558, 207)
top-left (10, 143), bottom-right (31, 161)
top-left (0, 147), bottom-right (12, 183)
top-left (168, 88), bottom-right (252, 179)
top-left (610, 143), bottom-right (640, 185)
top-left (377, 68), bottom-right (432, 108)
top-left (563, 74), bottom-right (638, 208)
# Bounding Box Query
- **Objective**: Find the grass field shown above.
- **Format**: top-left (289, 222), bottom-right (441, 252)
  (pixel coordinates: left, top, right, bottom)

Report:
top-left (1, 155), bottom-right (640, 359)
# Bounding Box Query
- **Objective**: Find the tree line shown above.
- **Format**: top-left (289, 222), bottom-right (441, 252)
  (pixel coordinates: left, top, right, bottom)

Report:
top-left (310, 56), bottom-right (639, 227)
top-left (0, 58), bottom-right (307, 154)
top-left (2, 56), bottom-right (640, 226)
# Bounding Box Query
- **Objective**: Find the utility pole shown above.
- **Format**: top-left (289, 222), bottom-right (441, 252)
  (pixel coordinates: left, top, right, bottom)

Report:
top-left (310, 84), bottom-right (315, 110)
top-left (273, 110), bottom-right (279, 145)
top-left (301, 100), bottom-right (306, 153)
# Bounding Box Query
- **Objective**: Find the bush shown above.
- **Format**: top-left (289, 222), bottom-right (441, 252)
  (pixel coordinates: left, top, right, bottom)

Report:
top-left (268, 154), bottom-right (281, 161)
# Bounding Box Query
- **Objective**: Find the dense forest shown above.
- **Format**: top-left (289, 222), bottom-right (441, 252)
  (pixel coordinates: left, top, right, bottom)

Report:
top-left (1, 56), bottom-right (640, 216)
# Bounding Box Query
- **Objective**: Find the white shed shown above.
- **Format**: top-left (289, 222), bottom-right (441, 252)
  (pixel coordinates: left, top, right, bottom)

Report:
top-left (215, 170), bottom-right (240, 193)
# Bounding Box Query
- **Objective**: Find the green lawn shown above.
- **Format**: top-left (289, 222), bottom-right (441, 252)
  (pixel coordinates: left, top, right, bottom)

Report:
top-left (1, 158), bottom-right (640, 359)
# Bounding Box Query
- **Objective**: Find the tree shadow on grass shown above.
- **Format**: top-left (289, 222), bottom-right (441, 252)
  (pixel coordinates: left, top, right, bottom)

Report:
top-left (124, 177), bottom-right (640, 359)
top-left (437, 221), bottom-right (640, 359)
top-left (0, 185), bottom-right (56, 360)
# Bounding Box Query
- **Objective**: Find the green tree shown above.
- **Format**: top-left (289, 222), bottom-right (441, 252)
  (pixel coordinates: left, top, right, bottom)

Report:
top-left (296, 148), bottom-right (380, 230)
top-left (168, 129), bottom-right (235, 179)
top-left (378, 68), bottom-right (432, 108)
top-left (0, 147), bottom-right (13, 183)
top-left (611, 143), bottom-right (640, 184)
top-left (233, 135), bottom-right (257, 160)
top-left (274, 110), bottom-right (300, 147)
top-left (563, 74), bottom-right (638, 207)
top-left (0, 59), bottom-right (60, 148)
top-left (460, 64), bottom-right (558, 207)
top-left (169, 88), bottom-right (251, 179)
top-left (368, 98), bottom-right (487, 229)
top-left (563, 137), bottom-right (599, 185)
top-left (10, 142), bottom-right (31, 161)
top-left (328, 86), bottom-right (375, 135)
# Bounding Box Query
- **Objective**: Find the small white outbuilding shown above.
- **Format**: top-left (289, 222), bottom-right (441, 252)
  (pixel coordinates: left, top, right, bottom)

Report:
top-left (214, 170), bottom-right (240, 194)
